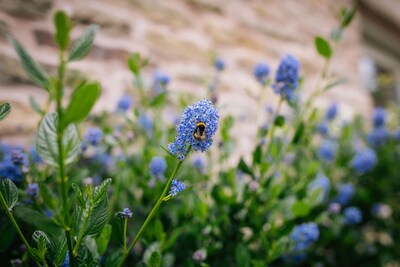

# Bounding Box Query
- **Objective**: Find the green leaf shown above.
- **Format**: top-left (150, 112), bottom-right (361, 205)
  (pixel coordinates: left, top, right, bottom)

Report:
top-left (0, 178), bottom-right (18, 210)
top-left (71, 183), bottom-right (86, 209)
top-left (105, 248), bottom-right (123, 267)
top-left (36, 112), bottom-right (80, 167)
top-left (53, 11), bottom-right (71, 50)
top-left (8, 36), bottom-right (50, 89)
top-left (68, 25), bottom-right (98, 61)
top-left (274, 115), bottom-right (285, 127)
top-left (235, 244), bottom-right (250, 267)
top-left (29, 96), bottom-right (44, 115)
top-left (112, 212), bottom-right (124, 244)
top-left (0, 103), bottom-right (12, 121)
top-left (85, 198), bottom-right (108, 236)
top-left (92, 178), bottom-right (112, 205)
top-left (149, 251), bottom-right (162, 267)
top-left (149, 92), bottom-right (167, 107)
top-left (127, 53), bottom-right (143, 75)
top-left (340, 7), bottom-right (357, 28)
top-left (292, 201), bottom-right (311, 218)
top-left (14, 206), bottom-right (62, 237)
top-left (238, 158), bottom-right (254, 177)
top-left (252, 144), bottom-right (262, 166)
top-left (54, 239), bottom-right (68, 266)
top-left (315, 36), bottom-right (332, 59)
top-left (0, 220), bottom-right (16, 252)
top-left (292, 121), bottom-right (304, 144)
top-left (32, 230), bottom-right (51, 258)
top-left (324, 77), bottom-right (348, 91)
top-left (61, 82), bottom-right (101, 129)
top-left (96, 224), bottom-right (112, 255)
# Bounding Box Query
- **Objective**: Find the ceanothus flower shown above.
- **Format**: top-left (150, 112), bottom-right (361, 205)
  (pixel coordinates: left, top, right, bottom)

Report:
top-left (253, 63), bottom-right (270, 85)
top-left (84, 127), bottom-right (103, 146)
top-left (0, 160), bottom-right (23, 182)
top-left (318, 139), bottom-right (337, 163)
top-left (26, 183), bottom-right (39, 198)
top-left (350, 147), bottom-right (377, 174)
top-left (325, 103), bottom-right (338, 121)
top-left (343, 207), bottom-right (362, 225)
top-left (168, 99), bottom-right (219, 160)
top-left (169, 179), bottom-right (186, 196)
top-left (368, 127), bottom-right (388, 146)
top-left (335, 183), bottom-right (354, 205)
top-left (149, 156), bottom-right (166, 179)
top-left (214, 58), bottom-right (225, 71)
top-left (121, 208), bottom-right (133, 219)
top-left (138, 113), bottom-right (153, 138)
top-left (29, 147), bottom-right (43, 164)
top-left (272, 54), bottom-right (300, 101)
top-left (192, 157), bottom-right (205, 173)
top-left (117, 94), bottom-right (133, 112)
top-left (10, 149), bottom-right (28, 166)
top-left (291, 222), bottom-right (319, 251)
top-left (391, 129), bottom-right (400, 141)
top-left (316, 122), bottom-right (329, 136)
top-left (373, 107), bottom-right (386, 128)
top-left (153, 71), bottom-right (171, 94)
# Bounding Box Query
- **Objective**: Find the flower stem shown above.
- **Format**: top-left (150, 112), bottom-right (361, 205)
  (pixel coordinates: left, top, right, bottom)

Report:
top-left (117, 152), bottom-right (188, 267)
top-left (0, 191), bottom-right (40, 266)
top-left (266, 97), bottom-right (284, 155)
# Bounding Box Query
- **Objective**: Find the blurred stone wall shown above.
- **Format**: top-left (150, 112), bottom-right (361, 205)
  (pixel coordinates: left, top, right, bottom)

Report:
top-left (0, 0), bottom-right (377, 150)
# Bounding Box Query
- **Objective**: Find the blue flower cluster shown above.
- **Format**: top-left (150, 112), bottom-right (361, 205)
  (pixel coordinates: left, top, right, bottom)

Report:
top-left (153, 71), bottom-right (171, 94)
top-left (26, 183), bottom-right (39, 197)
top-left (373, 107), bottom-right (386, 128)
top-left (316, 122), bottom-right (329, 136)
top-left (291, 222), bottom-right (320, 251)
top-left (343, 207), bottom-right (362, 225)
top-left (169, 178), bottom-right (186, 196)
top-left (214, 58), bottom-right (225, 71)
top-left (318, 140), bottom-right (337, 162)
top-left (368, 108), bottom-right (388, 146)
top-left (0, 146), bottom-right (28, 183)
top-left (84, 127), bottom-right (103, 146)
top-left (149, 156), bottom-right (166, 179)
top-left (117, 94), bottom-right (133, 112)
top-left (121, 207), bottom-right (133, 218)
top-left (139, 113), bottom-right (153, 138)
top-left (335, 183), bottom-right (354, 205)
top-left (168, 99), bottom-right (219, 160)
top-left (350, 147), bottom-right (377, 174)
top-left (325, 103), bottom-right (338, 121)
top-left (253, 63), bottom-right (270, 85)
top-left (272, 54), bottom-right (300, 101)
top-left (307, 173), bottom-right (330, 201)
top-left (0, 160), bottom-right (23, 182)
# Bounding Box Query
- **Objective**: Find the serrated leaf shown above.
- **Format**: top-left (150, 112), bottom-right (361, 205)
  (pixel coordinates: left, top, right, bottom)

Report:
top-left (104, 248), bottom-right (123, 267)
top-left (32, 230), bottom-right (51, 257)
top-left (72, 205), bottom-right (85, 236)
top-left (0, 103), bottom-right (12, 121)
top-left (69, 25), bottom-right (98, 61)
top-left (149, 251), bottom-right (161, 267)
top-left (29, 96), bottom-right (43, 115)
top-left (96, 224), bottom-right (111, 255)
top-left (0, 179), bottom-right (18, 210)
top-left (36, 112), bottom-right (80, 167)
top-left (61, 82), bottom-right (101, 129)
top-left (85, 198), bottom-right (108, 237)
top-left (112, 212), bottom-right (124, 244)
top-left (9, 36), bottom-right (50, 89)
top-left (292, 201), bottom-right (311, 217)
top-left (14, 206), bottom-right (62, 237)
top-left (315, 36), bottom-right (332, 59)
top-left (54, 239), bottom-right (68, 266)
top-left (93, 178), bottom-right (112, 205)
top-left (54, 11), bottom-right (71, 50)
top-left (274, 115), bottom-right (285, 127)
top-left (72, 183), bottom-right (86, 208)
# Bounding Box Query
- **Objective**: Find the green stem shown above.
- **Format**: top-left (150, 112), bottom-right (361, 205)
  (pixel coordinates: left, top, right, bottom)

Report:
top-left (0, 191), bottom-right (40, 266)
top-left (117, 154), bottom-right (187, 267)
top-left (123, 216), bottom-right (128, 250)
top-left (266, 97), bottom-right (283, 155)
top-left (56, 52), bottom-right (76, 267)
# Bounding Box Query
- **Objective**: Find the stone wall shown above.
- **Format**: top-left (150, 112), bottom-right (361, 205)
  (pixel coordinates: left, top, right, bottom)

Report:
top-left (0, 0), bottom-right (381, 152)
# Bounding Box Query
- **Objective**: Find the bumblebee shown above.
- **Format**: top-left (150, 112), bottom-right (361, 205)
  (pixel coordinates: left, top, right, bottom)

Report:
top-left (193, 122), bottom-right (206, 141)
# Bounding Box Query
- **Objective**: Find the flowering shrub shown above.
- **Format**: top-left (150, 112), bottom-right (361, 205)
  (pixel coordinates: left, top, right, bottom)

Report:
top-left (0, 7), bottom-right (399, 267)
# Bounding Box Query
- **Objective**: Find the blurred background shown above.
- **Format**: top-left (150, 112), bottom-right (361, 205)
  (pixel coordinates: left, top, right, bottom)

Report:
top-left (0, 0), bottom-right (399, 153)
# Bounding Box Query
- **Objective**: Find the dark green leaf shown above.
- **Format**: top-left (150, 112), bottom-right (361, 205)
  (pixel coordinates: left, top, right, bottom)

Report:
top-left (36, 112), bottom-right (80, 167)
top-left (0, 220), bottom-right (16, 252)
top-left (54, 239), bottom-right (68, 266)
top-left (238, 158), bottom-right (254, 177)
top-left (149, 251), bottom-right (161, 267)
top-left (235, 244), bottom-right (250, 267)
top-left (71, 183), bottom-right (86, 208)
top-left (32, 230), bottom-right (51, 258)
top-left (0, 103), bottom-right (12, 121)
top-left (39, 184), bottom-right (58, 211)
top-left (9, 36), bottom-right (50, 89)
top-left (29, 96), bottom-right (44, 115)
top-left (0, 178), bottom-right (18, 210)
top-left (252, 144), bottom-right (262, 166)
top-left (72, 206), bottom-right (84, 236)
top-left (68, 25), bottom-right (98, 61)
top-left (54, 11), bottom-right (71, 50)
top-left (274, 115), bottom-right (285, 127)
top-left (292, 121), bottom-right (304, 144)
top-left (104, 248), bottom-right (123, 267)
top-left (315, 36), bottom-right (332, 59)
top-left (96, 224), bottom-right (111, 255)
top-left (85, 198), bottom-right (108, 236)
top-left (292, 201), bottom-right (311, 217)
top-left (14, 206), bottom-right (62, 237)
top-left (112, 212), bottom-right (124, 244)
top-left (61, 82), bottom-right (101, 129)
top-left (93, 178), bottom-right (112, 205)
top-left (340, 7), bottom-right (357, 28)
